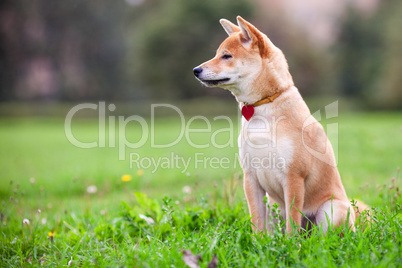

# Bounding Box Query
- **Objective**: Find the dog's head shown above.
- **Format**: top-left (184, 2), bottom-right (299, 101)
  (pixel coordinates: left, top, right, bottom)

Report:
top-left (193, 16), bottom-right (293, 103)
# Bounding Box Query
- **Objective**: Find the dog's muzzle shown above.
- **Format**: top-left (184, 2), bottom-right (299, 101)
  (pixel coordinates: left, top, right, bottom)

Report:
top-left (193, 67), bottom-right (203, 78)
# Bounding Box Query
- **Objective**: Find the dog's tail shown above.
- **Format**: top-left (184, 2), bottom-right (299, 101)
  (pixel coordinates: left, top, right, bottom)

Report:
top-left (352, 199), bottom-right (369, 218)
top-left (351, 199), bottom-right (371, 229)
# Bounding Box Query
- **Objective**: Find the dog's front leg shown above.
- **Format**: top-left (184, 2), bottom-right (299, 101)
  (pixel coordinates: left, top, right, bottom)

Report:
top-left (284, 174), bottom-right (305, 234)
top-left (243, 173), bottom-right (267, 232)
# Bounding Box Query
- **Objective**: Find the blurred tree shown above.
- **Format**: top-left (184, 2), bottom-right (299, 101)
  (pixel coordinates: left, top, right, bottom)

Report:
top-left (1, 0), bottom-right (400, 110)
top-left (336, 0), bottom-right (402, 109)
top-left (253, 14), bottom-right (333, 97)
top-left (128, 0), bottom-right (254, 100)
top-left (0, 0), bottom-right (126, 101)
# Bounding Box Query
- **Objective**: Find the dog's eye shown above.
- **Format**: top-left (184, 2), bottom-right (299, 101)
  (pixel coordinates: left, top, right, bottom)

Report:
top-left (222, 54), bottom-right (232, 60)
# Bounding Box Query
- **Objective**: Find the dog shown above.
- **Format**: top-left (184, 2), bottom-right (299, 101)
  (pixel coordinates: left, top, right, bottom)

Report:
top-left (193, 16), bottom-right (367, 234)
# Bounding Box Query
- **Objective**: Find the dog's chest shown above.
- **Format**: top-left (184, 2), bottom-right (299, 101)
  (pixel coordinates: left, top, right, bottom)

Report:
top-left (238, 111), bottom-right (294, 199)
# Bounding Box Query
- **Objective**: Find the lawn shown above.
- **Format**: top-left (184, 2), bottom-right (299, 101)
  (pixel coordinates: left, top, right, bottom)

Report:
top-left (0, 111), bottom-right (401, 267)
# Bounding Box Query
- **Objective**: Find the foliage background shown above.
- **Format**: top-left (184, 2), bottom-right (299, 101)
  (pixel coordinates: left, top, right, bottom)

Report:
top-left (0, 0), bottom-right (401, 109)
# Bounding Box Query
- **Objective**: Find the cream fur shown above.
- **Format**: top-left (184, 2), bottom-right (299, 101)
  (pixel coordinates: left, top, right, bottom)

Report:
top-left (194, 16), bottom-right (367, 234)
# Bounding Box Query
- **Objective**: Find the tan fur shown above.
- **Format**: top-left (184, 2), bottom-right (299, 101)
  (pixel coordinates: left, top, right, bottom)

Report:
top-left (194, 16), bottom-right (368, 234)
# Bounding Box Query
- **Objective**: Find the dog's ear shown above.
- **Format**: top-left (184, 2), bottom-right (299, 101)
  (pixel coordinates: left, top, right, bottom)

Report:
top-left (236, 16), bottom-right (270, 57)
top-left (236, 16), bottom-right (254, 43)
top-left (220, 19), bottom-right (240, 36)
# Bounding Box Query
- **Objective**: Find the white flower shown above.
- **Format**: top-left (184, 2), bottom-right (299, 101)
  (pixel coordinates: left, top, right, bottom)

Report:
top-left (182, 186), bottom-right (192, 194)
top-left (37, 209), bottom-right (41, 214)
top-left (23, 218), bottom-right (30, 225)
top-left (41, 218), bottom-right (47, 224)
top-left (86, 185), bottom-right (97, 194)
top-left (68, 256), bottom-right (73, 266)
top-left (139, 214), bottom-right (155, 225)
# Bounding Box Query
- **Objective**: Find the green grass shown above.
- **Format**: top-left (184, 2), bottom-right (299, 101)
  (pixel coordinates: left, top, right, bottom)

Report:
top-left (0, 112), bottom-right (401, 267)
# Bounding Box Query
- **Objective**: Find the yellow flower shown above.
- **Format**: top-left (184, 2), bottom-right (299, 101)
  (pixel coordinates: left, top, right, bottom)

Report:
top-left (137, 169), bottom-right (144, 177)
top-left (48, 231), bottom-right (55, 237)
top-left (121, 174), bottom-right (132, 182)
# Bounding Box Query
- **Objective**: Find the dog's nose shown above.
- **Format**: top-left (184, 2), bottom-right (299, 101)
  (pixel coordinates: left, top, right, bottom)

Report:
top-left (193, 67), bottom-right (203, 77)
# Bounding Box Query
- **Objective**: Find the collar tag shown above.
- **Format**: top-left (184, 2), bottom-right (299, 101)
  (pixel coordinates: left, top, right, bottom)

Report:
top-left (241, 92), bottom-right (282, 120)
top-left (241, 105), bottom-right (254, 121)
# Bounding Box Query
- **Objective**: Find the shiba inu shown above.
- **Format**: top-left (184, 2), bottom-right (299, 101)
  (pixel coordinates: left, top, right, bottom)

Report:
top-left (193, 16), bottom-right (367, 233)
